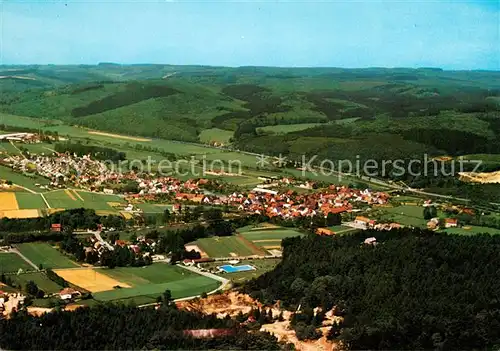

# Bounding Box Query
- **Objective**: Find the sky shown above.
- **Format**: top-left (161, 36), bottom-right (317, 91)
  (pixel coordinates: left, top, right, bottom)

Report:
top-left (1, 0), bottom-right (499, 69)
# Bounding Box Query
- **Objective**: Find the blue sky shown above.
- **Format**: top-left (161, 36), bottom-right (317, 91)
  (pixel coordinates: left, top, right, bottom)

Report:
top-left (2, 0), bottom-right (499, 69)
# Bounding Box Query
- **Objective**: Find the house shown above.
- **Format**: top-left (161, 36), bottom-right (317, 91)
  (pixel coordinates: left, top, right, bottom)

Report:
top-left (59, 288), bottom-right (81, 300)
top-left (316, 228), bottom-right (335, 236)
top-left (445, 218), bottom-right (458, 228)
top-left (427, 218), bottom-right (440, 230)
top-left (363, 237), bottom-right (377, 245)
top-left (354, 216), bottom-right (370, 228)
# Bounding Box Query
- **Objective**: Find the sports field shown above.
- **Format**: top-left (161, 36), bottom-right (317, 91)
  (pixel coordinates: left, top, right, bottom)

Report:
top-left (54, 268), bottom-right (131, 292)
top-left (194, 236), bottom-right (257, 257)
top-left (16, 243), bottom-right (79, 269)
top-left (0, 253), bottom-right (33, 273)
top-left (11, 272), bottom-right (63, 293)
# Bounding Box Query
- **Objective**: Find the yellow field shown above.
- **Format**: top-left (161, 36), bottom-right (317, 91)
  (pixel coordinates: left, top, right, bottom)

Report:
top-left (0, 192), bottom-right (19, 211)
top-left (47, 208), bottom-right (65, 215)
top-left (264, 246), bottom-right (282, 250)
top-left (88, 131), bottom-right (151, 142)
top-left (64, 189), bottom-right (77, 201)
top-left (107, 202), bottom-right (123, 207)
top-left (54, 268), bottom-right (131, 292)
top-left (0, 209), bottom-right (39, 218)
top-left (120, 211), bottom-right (134, 220)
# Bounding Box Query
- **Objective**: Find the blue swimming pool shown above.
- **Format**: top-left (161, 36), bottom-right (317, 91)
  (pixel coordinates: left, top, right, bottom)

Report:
top-left (219, 264), bottom-right (256, 273)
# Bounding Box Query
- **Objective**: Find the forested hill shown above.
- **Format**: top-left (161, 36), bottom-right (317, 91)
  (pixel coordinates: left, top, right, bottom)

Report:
top-left (243, 229), bottom-right (500, 350)
top-left (0, 65), bottom-right (499, 145)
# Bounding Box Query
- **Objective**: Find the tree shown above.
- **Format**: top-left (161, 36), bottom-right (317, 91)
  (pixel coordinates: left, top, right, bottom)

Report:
top-left (25, 281), bottom-right (39, 296)
top-left (423, 206), bottom-right (432, 220)
top-left (326, 212), bottom-right (342, 226)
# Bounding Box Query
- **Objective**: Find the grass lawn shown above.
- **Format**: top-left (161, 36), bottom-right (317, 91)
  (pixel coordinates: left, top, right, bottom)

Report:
top-left (195, 236), bottom-right (256, 257)
top-left (16, 243), bottom-right (79, 269)
top-left (442, 226), bottom-right (500, 236)
top-left (15, 193), bottom-right (47, 209)
top-left (0, 253), bottom-right (33, 273)
top-left (11, 272), bottom-right (62, 293)
top-left (198, 128), bottom-right (234, 144)
top-left (0, 165), bottom-right (50, 192)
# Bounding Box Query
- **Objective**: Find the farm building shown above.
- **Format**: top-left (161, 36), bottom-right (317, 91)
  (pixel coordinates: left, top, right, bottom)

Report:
top-left (445, 218), bottom-right (458, 228)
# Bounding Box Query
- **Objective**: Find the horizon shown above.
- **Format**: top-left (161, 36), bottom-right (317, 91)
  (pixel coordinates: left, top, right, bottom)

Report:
top-left (1, 62), bottom-right (499, 72)
top-left (2, 0), bottom-right (499, 70)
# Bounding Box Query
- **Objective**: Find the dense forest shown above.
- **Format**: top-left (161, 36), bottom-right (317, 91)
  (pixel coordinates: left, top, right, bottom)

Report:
top-left (244, 229), bottom-right (500, 350)
top-left (0, 304), bottom-right (283, 350)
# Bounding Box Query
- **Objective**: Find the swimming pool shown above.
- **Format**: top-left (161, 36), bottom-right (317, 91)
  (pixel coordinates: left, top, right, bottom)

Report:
top-left (219, 264), bottom-right (256, 273)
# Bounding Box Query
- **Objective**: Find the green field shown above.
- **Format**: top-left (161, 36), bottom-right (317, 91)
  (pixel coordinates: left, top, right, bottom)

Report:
top-left (240, 228), bottom-right (304, 242)
top-left (0, 165), bottom-right (50, 192)
top-left (442, 226), bottom-right (500, 236)
top-left (382, 205), bottom-right (429, 227)
top-left (258, 123), bottom-right (325, 134)
top-left (0, 253), bottom-right (33, 274)
top-left (0, 141), bottom-right (22, 155)
top-left (198, 128), bottom-right (234, 144)
top-left (16, 243), bottom-right (79, 269)
top-left (195, 236), bottom-right (257, 257)
top-left (44, 190), bottom-right (84, 209)
top-left (136, 203), bottom-right (172, 214)
top-left (43, 190), bottom-right (123, 212)
top-left (75, 191), bottom-right (125, 211)
top-left (11, 272), bottom-right (63, 293)
top-left (15, 193), bottom-right (47, 209)
top-left (94, 264), bottom-right (220, 302)
top-left (328, 225), bottom-right (359, 234)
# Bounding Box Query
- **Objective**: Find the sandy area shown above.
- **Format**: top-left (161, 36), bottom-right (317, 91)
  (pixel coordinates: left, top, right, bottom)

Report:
top-left (0, 193), bottom-right (19, 211)
top-left (459, 171), bottom-right (500, 184)
top-left (54, 268), bottom-right (130, 292)
top-left (184, 244), bottom-right (208, 258)
top-left (177, 292), bottom-right (338, 351)
top-left (88, 131), bottom-right (151, 142)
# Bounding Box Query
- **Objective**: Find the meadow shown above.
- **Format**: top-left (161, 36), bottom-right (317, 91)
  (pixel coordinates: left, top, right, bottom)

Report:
top-left (43, 190), bottom-right (124, 213)
top-left (0, 253), bottom-right (33, 274)
top-left (442, 226), bottom-right (500, 236)
top-left (0, 165), bottom-right (50, 192)
top-left (15, 193), bottom-right (48, 209)
top-left (16, 243), bottom-right (79, 269)
top-left (380, 205), bottom-right (430, 227)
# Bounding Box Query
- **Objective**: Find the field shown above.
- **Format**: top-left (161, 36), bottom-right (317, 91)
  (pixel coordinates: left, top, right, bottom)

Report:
top-left (0, 192), bottom-right (18, 210)
top-left (239, 226), bottom-right (305, 252)
top-left (136, 203), bottom-right (172, 214)
top-left (194, 236), bottom-right (258, 257)
top-left (16, 243), bottom-right (79, 269)
top-left (328, 225), bottom-right (359, 234)
top-left (0, 253), bottom-right (33, 273)
top-left (15, 193), bottom-right (47, 209)
top-left (258, 123), bottom-right (325, 134)
top-left (53, 268), bottom-right (131, 292)
top-left (198, 128), bottom-right (234, 144)
top-left (11, 272), bottom-right (63, 293)
top-left (91, 264), bottom-right (219, 303)
top-left (381, 205), bottom-right (429, 227)
top-left (442, 226), bottom-right (500, 236)
top-left (0, 165), bottom-right (50, 192)
top-left (43, 190), bottom-right (124, 213)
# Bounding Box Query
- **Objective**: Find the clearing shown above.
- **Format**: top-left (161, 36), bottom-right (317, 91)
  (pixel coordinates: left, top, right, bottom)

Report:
top-left (16, 243), bottom-right (79, 269)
